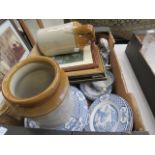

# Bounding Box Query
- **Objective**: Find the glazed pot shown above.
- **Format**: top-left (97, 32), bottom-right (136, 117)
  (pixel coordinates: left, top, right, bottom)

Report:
top-left (0, 100), bottom-right (24, 126)
top-left (2, 56), bottom-right (73, 128)
top-left (37, 21), bottom-right (95, 56)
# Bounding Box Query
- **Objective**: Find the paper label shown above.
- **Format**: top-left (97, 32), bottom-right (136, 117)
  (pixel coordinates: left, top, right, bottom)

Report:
top-left (0, 92), bottom-right (4, 104)
top-left (0, 126), bottom-right (8, 135)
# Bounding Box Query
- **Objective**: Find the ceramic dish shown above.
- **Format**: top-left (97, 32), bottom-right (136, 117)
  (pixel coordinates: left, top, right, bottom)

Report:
top-left (101, 51), bottom-right (109, 65)
top-left (80, 71), bottom-right (114, 101)
top-left (85, 94), bottom-right (133, 132)
top-left (25, 86), bottom-right (88, 131)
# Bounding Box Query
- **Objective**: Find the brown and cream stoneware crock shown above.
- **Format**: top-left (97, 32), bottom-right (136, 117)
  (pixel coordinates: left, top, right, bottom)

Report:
top-left (2, 56), bottom-right (73, 128)
top-left (37, 21), bottom-right (95, 56)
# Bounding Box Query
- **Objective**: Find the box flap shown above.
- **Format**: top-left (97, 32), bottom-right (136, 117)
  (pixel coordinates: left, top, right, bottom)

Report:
top-left (110, 48), bottom-right (145, 131)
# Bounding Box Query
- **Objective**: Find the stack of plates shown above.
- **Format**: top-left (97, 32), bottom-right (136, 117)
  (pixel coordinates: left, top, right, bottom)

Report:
top-left (80, 71), bottom-right (114, 101)
top-left (99, 38), bottom-right (109, 51)
top-left (85, 94), bottom-right (133, 132)
top-left (101, 51), bottom-right (109, 65)
top-left (99, 38), bottom-right (110, 65)
top-left (25, 86), bottom-right (88, 131)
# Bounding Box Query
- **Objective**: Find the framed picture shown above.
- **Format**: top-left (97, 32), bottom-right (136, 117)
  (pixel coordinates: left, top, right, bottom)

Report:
top-left (30, 42), bottom-right (106, 82)
top-left (66, 45), bottom-right (105, 78)
top-left (0, 19), bottom-right (30, 101)
top-left (54, 45), bottom-right (93, 66)
top-left (53, 44), bottom-right (99, 72)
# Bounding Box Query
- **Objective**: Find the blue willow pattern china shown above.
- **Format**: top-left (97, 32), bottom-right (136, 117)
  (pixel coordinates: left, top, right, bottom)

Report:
top-left (80, 71), bottom-right (114, 101)
top-left (85, 94), bottom-right (133, 132)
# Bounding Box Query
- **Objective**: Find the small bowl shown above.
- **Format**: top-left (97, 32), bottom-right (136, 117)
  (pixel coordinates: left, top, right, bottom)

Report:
top-left (80, 71), bottom-right (114, 101)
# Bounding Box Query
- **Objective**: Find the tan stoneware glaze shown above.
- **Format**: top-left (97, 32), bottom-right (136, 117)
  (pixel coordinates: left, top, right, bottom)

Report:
top-left (73, 21), bottom-right (95, 47)
top-left (0, 100), bottom-right (24, 126)
top-left (37, 21), bottom-right (95, 56)
top-left (2, 56), bottom-right (71, 119)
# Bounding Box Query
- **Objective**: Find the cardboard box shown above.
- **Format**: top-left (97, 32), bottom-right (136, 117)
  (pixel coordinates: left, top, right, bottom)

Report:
top-left (0, 124), bottom-right (149, 135)
top-left (126, 33), bottom-right (155, 118)
top-left (114, 44), bottom-right (155, 134)
top-left (0, 30), bottom-right (145, 134)
top-left (110, 45), bottom-right (144, 131)
top-left (94, 28), bottom-right (145, 131)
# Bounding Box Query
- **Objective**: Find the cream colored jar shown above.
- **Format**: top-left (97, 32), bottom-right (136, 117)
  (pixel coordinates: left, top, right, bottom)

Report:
top-left (37, 21), bottom-right (95, 56)
top-left (2, 56), bottom-right (73, 128)
top-left (27, 89), bottom-right (73, 128)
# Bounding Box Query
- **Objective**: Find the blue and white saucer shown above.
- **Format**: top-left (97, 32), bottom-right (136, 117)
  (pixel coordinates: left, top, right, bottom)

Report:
top-left (80, 71), bottom-right (114, 101)
top-left (85, 94), bottom-right (133, 132)
top-left (25, 86), bottom-right (88, 131)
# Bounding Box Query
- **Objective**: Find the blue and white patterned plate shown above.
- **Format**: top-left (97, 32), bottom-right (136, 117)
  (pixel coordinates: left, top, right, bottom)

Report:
top-left (85, 94), bottom-right (133, 132)
top-left (80, 71), bottom-right (114, 101)
top-left (25, 86), bottom-right (88, 131)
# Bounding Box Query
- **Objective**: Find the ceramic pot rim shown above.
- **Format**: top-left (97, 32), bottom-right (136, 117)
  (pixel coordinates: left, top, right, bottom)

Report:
top-left (4, 70), bottom-right (69, 117)
top-left (2, 56), bottom-right (60, 106)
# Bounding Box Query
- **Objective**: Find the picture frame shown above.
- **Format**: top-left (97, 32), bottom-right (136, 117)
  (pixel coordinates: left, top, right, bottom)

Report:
top-left (18, 19), bottom-right (44, 46)
top-left (140, 33), bottom-right (155, 75)
top-left (30, 43), bottom-right (100, 72)
top-left (66, 45), bottom-right (105, 78)
top-left (0, 19), bottom-right (30, 102)
top-left (30, 43), bottom-right (106, 82)
top-left (53, 44), bottom-right (99, 71)
top-left (54, 46), bottom-right (93, 67)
